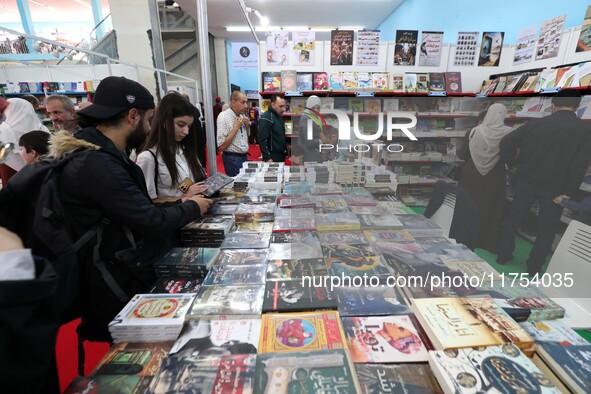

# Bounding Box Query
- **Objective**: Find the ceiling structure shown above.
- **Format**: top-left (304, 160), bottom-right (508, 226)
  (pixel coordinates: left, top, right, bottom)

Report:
top-left (177, 0), bottom-right (405, 42)
top-left (0, 0), bottom-right (111, 23)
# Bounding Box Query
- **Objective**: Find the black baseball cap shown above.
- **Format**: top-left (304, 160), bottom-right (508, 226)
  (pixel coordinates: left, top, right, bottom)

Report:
top-left (78, 76), bottom-right (155, 119)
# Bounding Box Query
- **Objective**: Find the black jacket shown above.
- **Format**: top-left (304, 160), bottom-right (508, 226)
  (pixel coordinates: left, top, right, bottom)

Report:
top-left (259, 107), bottom-right (287, 162)
top-left (500, 110), bottom-right (591, 196)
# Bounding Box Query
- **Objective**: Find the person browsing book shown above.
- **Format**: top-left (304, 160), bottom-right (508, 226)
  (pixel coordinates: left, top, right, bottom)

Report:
top-left (258, 94), bottom-right (287, 162)
top-left (137, 92), bottom-right (208, 202)
top-left (297, 95), bottom-right (329, 162)
top-left (216, 91), bottom-right (250, 176)
top-left (458, 103), bottom-right (513, 253)
top-left (498, 89), bottom-right (591, 274)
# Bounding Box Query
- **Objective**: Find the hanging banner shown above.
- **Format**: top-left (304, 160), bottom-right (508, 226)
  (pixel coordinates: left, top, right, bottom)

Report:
top-left (478, 31), bottom-right (504, 67)
top-left (356, 30), bottom-right (380, 66)
top-left (536, 15), bottom-right (566, 60)
top-left (577, 5), bottom-right (591, 52)
top-left (231, 42), bottom-right (258, 70)
top-left (330, 30), bottom-right (354, 66)
top-left (418, 31), bottom-right (444, 66)
top-left (513, 25), bottom-right (537, 65)
top-left (265, 31), bottom-right (290, 66)
top-left (453, 32), bottom-right (479, 66)
top-left (394, 30), bottom-right (418, 65)
top-left (292, 31), bottom-right (316, 66)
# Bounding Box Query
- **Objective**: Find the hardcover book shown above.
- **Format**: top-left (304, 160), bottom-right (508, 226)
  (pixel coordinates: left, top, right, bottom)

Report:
top-left (444, 72), bottom-right (462, 94)
top-left (91, 341), bottom-right (174, 376)
top-left (296, 72), bottom-right (313, 91)
top-left (412, 297), bottom-right (534, 350)
top-left (337, 286), bottom-right (410, 317)
top-left (429, 345), bottom-right (561, 394)
top-left (342, 315), bottom-right (429, 363)
top-left (355, 364), bottom-right (443, 394)
top-left (254, 350), bottom-right (358, 393)
top-left (537, 343), bottom-right (591, 393)
top-left (169, 319), bottom-right (261, 356)
top-left (281, 70), bottom-right (298, 92)
top-left (259, 311), bottom-right (346, 353)
top-left (428, 73), bottom-right (446, 93)
top-left (313, 72), bottom-right (329, 90)
top-left (262, 279), bottom-right (337, 312)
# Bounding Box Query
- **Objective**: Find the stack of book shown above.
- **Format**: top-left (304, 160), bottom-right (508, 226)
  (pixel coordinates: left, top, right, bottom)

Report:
top-left (154, 247), bottom-right (219, 278)
top-left (180, 217), bottom-right (234, 247)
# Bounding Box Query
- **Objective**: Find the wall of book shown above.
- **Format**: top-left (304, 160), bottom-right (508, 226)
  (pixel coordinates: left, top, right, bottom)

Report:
top-left (259, 26), bottom-right (591, 94)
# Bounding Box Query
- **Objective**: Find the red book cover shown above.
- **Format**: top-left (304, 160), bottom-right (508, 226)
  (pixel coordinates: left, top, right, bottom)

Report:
top-left (444, 71), bottom-right (463, 93)
top-left (313, 72), bottom-right (328, 90)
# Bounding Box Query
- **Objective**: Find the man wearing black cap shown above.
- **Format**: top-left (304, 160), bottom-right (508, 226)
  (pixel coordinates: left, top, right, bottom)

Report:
top-left (46, 76), bottom-right (211, 341)
top-left (498, 89), bottom-right (591, 274)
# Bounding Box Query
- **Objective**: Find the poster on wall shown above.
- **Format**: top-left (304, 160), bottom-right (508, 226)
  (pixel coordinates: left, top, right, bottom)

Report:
top-left (453, 31), bottom-right (479, 66)
top-left (330, 30), bottom-right (354, 65)
top-left (356, 30), bottom-right (380, 66)
top-left (394, 30), bottom-right (418, 65)
top-left (577, 5), bottom-right (591, 52)
top-left (265, 30), bottom-right (290, 66)
top-left (513, 25), bottom-right (537, 65)
top-left (478, 32), bottom-right (504, 67)
top-left (418, 31), bottom-right (444, 67)
top-left (536, 15), bottom-right (566, 60)
top-left (231, 42), bottom-right (258, 70)
top-left (292, 31), bottom-right (316, 66)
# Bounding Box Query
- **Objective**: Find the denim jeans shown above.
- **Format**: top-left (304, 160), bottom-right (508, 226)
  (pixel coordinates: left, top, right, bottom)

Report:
top-left (222, 153), bottom-right (247, 177)
top-left (498, 181), bottom-right (563, 273)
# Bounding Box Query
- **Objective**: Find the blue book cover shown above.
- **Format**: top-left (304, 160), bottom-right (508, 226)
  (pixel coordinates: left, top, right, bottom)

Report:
top-left (539, 343), bottom-right (591, 393)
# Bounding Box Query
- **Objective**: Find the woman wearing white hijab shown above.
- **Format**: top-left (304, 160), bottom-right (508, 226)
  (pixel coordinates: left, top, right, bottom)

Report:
top-left (458, 103), bottom-right (513, 253)
top-left (0, 98), bottom-right (49, 185)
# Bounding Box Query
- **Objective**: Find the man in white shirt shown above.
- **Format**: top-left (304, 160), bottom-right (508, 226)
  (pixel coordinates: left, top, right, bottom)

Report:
top-left (216, 91), bottom-right (250, 176)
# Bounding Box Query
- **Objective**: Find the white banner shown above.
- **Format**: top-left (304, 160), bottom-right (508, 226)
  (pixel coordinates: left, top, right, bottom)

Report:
top-left (231, 42), bottom-right (258, 70)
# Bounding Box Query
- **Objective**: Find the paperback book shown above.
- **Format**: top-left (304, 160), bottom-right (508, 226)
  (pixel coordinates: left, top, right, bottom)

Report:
top-left (187, 285), bottom-right (264, 318)
top-left (259, 311), bottom-right (346, 353)
top-left (342, 315), bottom-right (429, 363)
top-left (355, 364), bottom-right (443, 394)
top-left (266, 258), bottom-right (328, 280)
top-left (202, 264), bottom-right (267, 286)
top-left (262, 279), bottom-right (337, 312)
top-left (336, 286), bottom-right (410, 317)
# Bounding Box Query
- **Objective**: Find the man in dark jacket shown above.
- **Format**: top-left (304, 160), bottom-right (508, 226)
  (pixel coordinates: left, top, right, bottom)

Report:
top-left (258, 93), bottom-right (287, 162)
top-left (497, 89), bottom-right (591, 274)
top-left (2, 77), bottom-right (212, 343)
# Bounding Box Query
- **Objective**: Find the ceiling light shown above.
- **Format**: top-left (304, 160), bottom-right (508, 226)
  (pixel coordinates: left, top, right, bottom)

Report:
top-left (73, 0), bottom-right (92, 9)
top-left (245, 7), bottom-right (269, 27)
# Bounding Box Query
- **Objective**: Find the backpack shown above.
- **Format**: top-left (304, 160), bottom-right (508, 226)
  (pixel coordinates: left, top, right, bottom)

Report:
top-left (1, 149), bottom-right (163, 331)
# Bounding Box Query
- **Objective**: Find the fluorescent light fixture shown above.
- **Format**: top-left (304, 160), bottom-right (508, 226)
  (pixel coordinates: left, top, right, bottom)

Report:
top-left (73, 0), bottom-right (92, 9)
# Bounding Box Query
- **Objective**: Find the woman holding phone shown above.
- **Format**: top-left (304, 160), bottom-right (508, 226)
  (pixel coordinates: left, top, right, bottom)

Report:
top-left (137, 92), bottom-right (208, 202)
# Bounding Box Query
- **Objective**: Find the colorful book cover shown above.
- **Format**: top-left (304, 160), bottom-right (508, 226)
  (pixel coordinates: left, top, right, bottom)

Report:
top-left (337, 286), bottom-right (410, 317)
top-left (348, 98), bottom-right (364, 112)
top-left (281, 70), bottom-right (298, 92)
top-left (266, 258), bottom-right (328, 280)
top-left (91, 342), bottom-right (174, 376)
top-left (169, 319), bottom-right (261, 357)
top-left (343, 72), bottom-right (358, 89)
top-left (412, 297), bottom-right (533, 350)
top-left (327, 255), bottom-right (391, 277)
top-left (109, 294), bottom-right (195, 329)
top-left (444, 72), bottom-right (463, 93)
top-left (188, 285), bottom-right (264, 318)
top-left (390, 73), bottom-right (405, 92)
top-left (429, 345), bottom-right (561, 394)
top-left (329, 72), bottom-right (344, 89)
top-left (394, 30), bottom-right (418, 66)
top-left (316, 212), bottom-right (361, 231)
top-left (428, 72), bottom-right (446, 93)
top-left (203, 264), bottom-right (267, 286)
top-left (364, 98), bottom-right (382, 113)
top-left (536, 15), bottom-right (566, 60)
top-left (321, 243), bottom-right (376, 259)
top-left (262, 72), bottom-right (281, 92)
top-left (355, 364), bottom-right (443, 393)
top-left (416, 73), bottom-right (430, 93)
top-left (372, 72), bottom-right (388, 90)
top-left (254, 350), bottom-right (358, 393)
top-left (148, 354), bottom-right (255, 394)
top-left (519, 320), bottom-right (589, 345)
top-left (296, 72), bottom-right (313, 91)
top-left (343, 315), bottom-right (429, 363)
top-left (313, 72), bottom-right (329, 90)
top-left (155, 247), bottom-right (220, 268)
top-left (330, 30), bottom-right (355, 66)
top-left (262, 279), bottom-right (337, 312)
top-left (404, 73), bottom-right (417, 93)
top-left (538, 343), bottom-right (591, 393)
top-left (259, 311), bottom-right (346, 353)
top-left (577, 5), bottom-right (591, 52)
top-left (357, 72), bottom-right (372, 89)
top-left (478, 31), bottom-right (504, 67)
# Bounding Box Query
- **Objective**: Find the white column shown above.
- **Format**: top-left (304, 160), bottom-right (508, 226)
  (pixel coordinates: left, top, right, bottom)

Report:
top-left (214, 37), bottom-right (230, 103)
